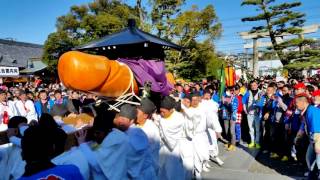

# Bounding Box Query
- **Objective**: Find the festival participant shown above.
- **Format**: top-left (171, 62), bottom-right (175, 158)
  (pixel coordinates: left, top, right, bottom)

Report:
top-left (50, 90), bottom-right (76, 117)
top-left (70, 91), bottom-right (82, 113)
top-left (173, 83), bottom-right (185, 99)
top-left (183, 92), bottom-right (211, 176)
top-left (258, 83), bottom-right (277, 155)
top-left (295, 93), bottom-right (320, 179)
top-left (136, 98), bottom-right (160, 176)
top-left (82, 93), bottom-right (96, 114)
top-left (172, 95), bottom-right (195, 179)
top-left (7, 91), bottom-right (17, 117)
top-left (14, 90), bottom-right (38, 123)
top-left (7, 116), bottom-right (28, 147)
top-left (76, 106), bottom-right (129, 179)
top-left (243, 80), bottom-right (263, 149)
top-left (201, 89), bottom-right (224, 166)
top-left (19, 126), bottom-right (84, 180)
top-left (0, 90), bottom-right (13, 131)
top-left (285, 82), bottom-right (309, 162)
top-left (234, 85), bottom-right (243, 145)
top-left (157, 96), bottom-right (187, 180)
top-left (115, 104), bottom-right (156, 180)
top-left (184, 84), bottom-right (191, 96)
top-left (276, 84), bottom-right (293, 161)
top-left (38, 113), bottom-right (67, 157)
top-left (312, 90), bottom-right (320, 108)
top-left (306, 85), bottom-right (315, 100)
top-left (194, 83), bottom-right (204, 96)
top-left (34, 90), bottom-right (52, 119)
top-left (26, 91), bottom-right (34, 102)
top-left (0, 116), bottom-right (29, 179)
top-left (222, 86), bottom-right (238, 151)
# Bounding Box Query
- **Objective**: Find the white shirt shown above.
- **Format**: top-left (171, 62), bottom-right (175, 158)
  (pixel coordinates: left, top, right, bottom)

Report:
top-left (200, 100), bottom-right (222, 133)
top-left (141, 119), bottom-right (161, 174)
top-left (14, 100), bottom-right (38, 123)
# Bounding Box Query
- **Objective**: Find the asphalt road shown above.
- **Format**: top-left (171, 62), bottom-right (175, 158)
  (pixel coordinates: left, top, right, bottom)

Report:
top-left (202, 142), bottom-right (307, 180)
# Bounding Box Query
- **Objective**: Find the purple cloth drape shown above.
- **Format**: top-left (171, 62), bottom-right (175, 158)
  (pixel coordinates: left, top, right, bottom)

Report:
top-left (118, 58), bottom-right (173, 96)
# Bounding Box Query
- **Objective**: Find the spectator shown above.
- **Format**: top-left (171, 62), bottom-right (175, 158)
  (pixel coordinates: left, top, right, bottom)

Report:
top-left (50, 90), bottom-right (76, 117)
top-left (14, 90), bottom-right (37, 123)
top-left (34, 90), bottom-right (52, 119)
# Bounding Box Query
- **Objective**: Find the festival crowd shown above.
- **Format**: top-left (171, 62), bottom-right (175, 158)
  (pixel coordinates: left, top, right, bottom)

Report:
top-left (0, 75), bottom-right (320, 180)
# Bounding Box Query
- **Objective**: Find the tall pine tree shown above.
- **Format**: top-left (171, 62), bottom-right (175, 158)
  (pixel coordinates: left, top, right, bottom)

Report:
top-left (150, 0), bottom-right (185, 38)
top-left (241, 0), bottom-right (319, 66)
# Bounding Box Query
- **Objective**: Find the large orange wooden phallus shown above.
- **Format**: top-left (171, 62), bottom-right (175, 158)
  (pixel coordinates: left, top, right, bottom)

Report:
top-left (58, 51), bottom-right (138, 97)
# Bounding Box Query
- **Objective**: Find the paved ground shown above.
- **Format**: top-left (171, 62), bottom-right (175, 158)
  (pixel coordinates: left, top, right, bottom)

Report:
top-left (202, 142), bottom-right (306, 180)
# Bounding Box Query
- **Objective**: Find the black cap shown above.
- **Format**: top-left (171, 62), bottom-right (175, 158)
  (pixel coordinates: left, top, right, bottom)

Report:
top-left (191, 92), bottom-right (201, 97)
top-left (119, 104), bottom-right (137, 120)
top-left (8, 116), bottom-right (28, 128)
top-left (160, 96), bottom-right (176, 110)
top-left (138, 98), bottom-right (156, 115)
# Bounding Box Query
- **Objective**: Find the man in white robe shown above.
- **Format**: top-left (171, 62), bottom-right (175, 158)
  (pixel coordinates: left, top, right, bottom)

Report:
top-left (182, 93), bottom-right (210, 178)
top-left (116, 104), bottom-right (156, 180)
top-left (136, 98), bottom-right (160, 176)
top-left (201, 90), bottom-right (224, 166)
top-left (157, 96), bottom-right (190, 180)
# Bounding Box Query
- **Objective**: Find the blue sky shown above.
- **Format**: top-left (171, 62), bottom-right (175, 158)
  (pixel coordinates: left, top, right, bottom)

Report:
top-left (0, 0), bottom-right (319, 53)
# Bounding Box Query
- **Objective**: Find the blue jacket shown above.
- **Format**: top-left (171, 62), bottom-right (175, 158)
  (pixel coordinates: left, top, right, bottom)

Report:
top-left (242, 90), bottom-right (250, 105)
top-left (34, 99), bottom-right (54, 119)
top-left (221, 94), bottom-right (238, 121)
top-left (257, 95), bottom-right (277, 122)
top-left (301, 105), bottom-right (320, 138)
top-left (212, 92), bottom-right (220, 104)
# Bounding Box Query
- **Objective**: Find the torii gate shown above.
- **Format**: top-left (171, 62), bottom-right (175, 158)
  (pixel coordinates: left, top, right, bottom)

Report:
top-left (239, 24), bottom-right (320, 77)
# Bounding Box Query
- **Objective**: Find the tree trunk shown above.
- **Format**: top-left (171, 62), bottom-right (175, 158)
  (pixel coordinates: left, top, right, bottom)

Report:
top-left (261, 2), bottom-right (287, 65)
top-left (136, 0), bottom-right (144, 26)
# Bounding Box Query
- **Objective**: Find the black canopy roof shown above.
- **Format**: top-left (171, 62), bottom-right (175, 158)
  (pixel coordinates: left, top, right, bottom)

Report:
top-left (76, 19), bottom-right (181, 51)
top-left (74, 19), bottom-right (181, 59)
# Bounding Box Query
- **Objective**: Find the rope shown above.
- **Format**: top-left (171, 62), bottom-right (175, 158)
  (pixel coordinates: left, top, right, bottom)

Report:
top-left (107, 61), bottom-right (141, 112)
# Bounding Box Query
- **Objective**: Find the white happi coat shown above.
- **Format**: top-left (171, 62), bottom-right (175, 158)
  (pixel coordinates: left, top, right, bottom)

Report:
top-left (14, 100), bottom-right (37, 122)
top-left (157, 111), bottom-right (188, 180)
top-left (200, 99), bottom-right (222, 157)
top-left (125, 125), bottom-right (156, 180)
top-left (79, 128), bottom-right (129, 180)
top-left (140, 119), bottom-right (161, 176)
top-left (183, 104), bottom-right (210, 172)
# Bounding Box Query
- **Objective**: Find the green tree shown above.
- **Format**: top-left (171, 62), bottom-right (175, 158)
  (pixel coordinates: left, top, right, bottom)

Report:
top-left (241, 0), bottom-right (315, 65)
top-left (43, 0), bottom-right (139, 72)
top-left (150, 0), bottom-right (185, 38)
top-left (165, 5), bottom-right (222, 80)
